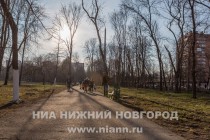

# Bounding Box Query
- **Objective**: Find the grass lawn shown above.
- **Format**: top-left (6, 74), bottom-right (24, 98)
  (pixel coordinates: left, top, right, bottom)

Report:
top-left (97, 86), bottom-right (210, 139)
top-left (0, 83), bottom-right (66, 106)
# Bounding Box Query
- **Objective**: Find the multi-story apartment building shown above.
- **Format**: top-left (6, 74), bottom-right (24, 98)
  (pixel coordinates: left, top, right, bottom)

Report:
top-left (182, 32), bottom-right (210, 84)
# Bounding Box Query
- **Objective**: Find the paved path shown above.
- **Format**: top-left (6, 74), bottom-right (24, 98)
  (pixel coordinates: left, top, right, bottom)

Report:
top-left (0, 87), bottom-right (185, 140)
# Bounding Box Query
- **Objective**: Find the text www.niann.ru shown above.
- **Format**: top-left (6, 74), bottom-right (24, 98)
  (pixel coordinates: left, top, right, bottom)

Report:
top-left (67, 126), bottom-right (143, 134)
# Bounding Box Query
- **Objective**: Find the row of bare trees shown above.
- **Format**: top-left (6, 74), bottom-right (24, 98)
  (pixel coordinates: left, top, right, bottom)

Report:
top-left (49, 2), bottom-right (83, 85)
top-left (83, 0), bottom-right (210, 98)
top-left (0, 0), bottom-right (45, 101)
top-left (0, 0), bottom-right (87, 101)
top-left (0, 53), bottom-right (85, 84)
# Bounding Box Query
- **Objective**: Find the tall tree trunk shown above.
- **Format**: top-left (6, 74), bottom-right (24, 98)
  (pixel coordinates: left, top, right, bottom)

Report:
top-left (54, 41), bottom-right (60, 85)
top-left (68, 37), bottom-right (73, 83)
top-left (0, 11), bottom-right (9, 81)
top-left (154, 41), bottom-right (163, 91)
top-left (0, 0), bottom-right (19, 101)
top-left (4, 49), bottom-right (12, 85)
top-left (0, 51), bottom-right (4, 79)
top-left (189, 0), bottom-right (197, 98)
top-left (82, 0), bottom-right (108, 76)
top-left (19, 40), bottom-right (27, 85)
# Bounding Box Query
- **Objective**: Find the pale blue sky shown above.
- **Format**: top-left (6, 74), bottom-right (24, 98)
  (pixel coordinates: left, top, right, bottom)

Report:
top-left (37, 0), bottom-right (122, 62)
top-left (36, 0), bottom-right (172, 63)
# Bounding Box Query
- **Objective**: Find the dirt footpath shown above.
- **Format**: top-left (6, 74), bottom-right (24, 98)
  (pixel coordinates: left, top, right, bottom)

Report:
top-left (0, 88), bottom-right (185, 140)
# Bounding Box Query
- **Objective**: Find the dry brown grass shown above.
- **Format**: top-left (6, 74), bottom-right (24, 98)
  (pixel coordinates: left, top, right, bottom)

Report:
top-left (97, 86), bottom-right (210, 140)
top-left (0, 83), bottom-right (66, 106)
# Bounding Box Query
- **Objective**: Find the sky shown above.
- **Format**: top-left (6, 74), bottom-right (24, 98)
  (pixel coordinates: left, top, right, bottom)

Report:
top-left (37, 0), bottom-right (122, 62)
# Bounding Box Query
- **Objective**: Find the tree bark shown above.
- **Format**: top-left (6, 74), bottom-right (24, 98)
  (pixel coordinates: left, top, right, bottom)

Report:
top-left (19, 40), bottom-right (27, 85)
top-left (188, 0), bottom-right (197, 98)
top-left (0, 0), bottom-right (19, 101)
top-left (4, 49), bottom-right (12, 85)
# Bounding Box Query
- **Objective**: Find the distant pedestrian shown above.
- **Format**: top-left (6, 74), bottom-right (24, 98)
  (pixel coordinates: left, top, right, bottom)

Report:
top-left (79, 80), bottom-right (82, 89)
top-left (93, 81), bottom-right (96, 91)
top-left (66, 78), bottom-right (72, 92)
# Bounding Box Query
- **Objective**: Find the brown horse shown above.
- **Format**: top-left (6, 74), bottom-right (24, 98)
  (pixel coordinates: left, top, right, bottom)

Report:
top-left (82, 79), bottom-right (89, 93)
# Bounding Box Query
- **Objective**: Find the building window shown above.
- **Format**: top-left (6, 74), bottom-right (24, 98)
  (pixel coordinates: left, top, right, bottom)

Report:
top-left (197, 48), bottom-right (202, 52)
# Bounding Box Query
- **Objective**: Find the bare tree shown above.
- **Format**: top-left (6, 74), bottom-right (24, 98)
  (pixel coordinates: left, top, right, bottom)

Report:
top-left (3, 47), bottom-right (12, 85)
top-left (19, 0), bottom-right (45, 85)
top-left (123, 0), bottom-right (165, 90)
top-left (49, 15), bottom-right (64, 85)
top-left (82, 0), bottom-right (108, 75)
top-left (1, 0), bottom-right (45, 86)
top-left (84, 38), bottom-right (97, 73)
top-left (188, 0), bottom-right (197, 98)
top-left (185, 0), bottom-right (210, 98)
top-left (53, 39), bottom-right (61, 85)
top-left (163, 0), bottom-right (188, 92)
top-left (0, 2), bottom-right (10, 80)
top-left (110, 9), bottom-right (128, 87)
top-left (0, 0), bottom-right (19, 101)
top-left (59, 2), bottom-right (83, 82)
top-left (127, 16), bottom-right (152, 88)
